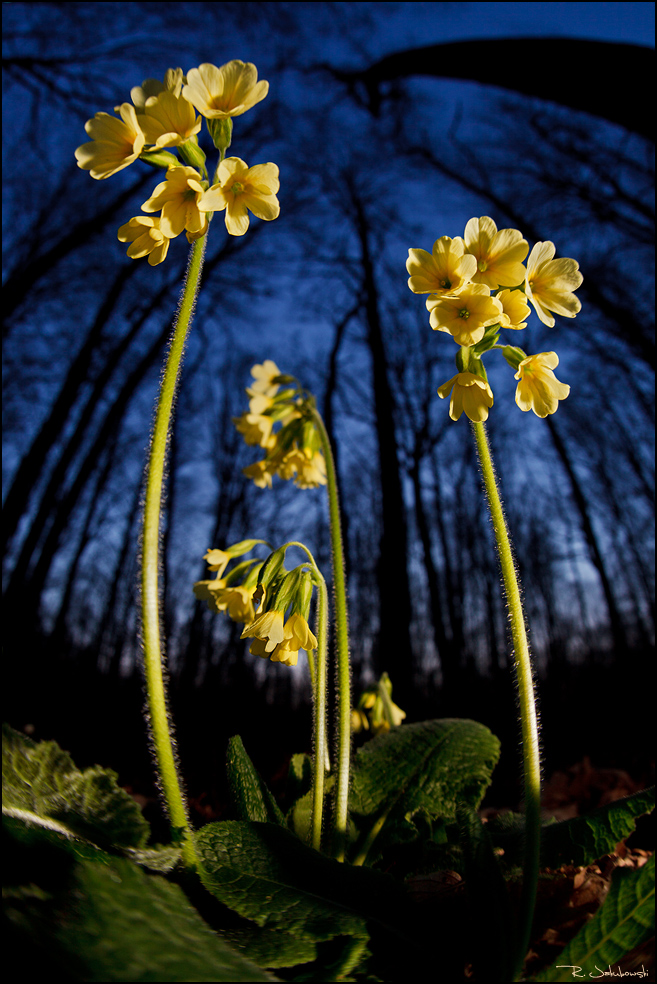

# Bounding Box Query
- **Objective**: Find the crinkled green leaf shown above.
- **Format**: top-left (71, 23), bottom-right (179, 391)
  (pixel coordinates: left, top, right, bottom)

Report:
top-left (348, 719), bottom-right (500, 861)
top-left (227, 735), bottom-right (285, 826)
top-left (2, 723), bottom-right (149, 849)
top-left (4, 814), bottom-right (278, 982)
top-left (533, 853), bottom-right (655, 982)
top-left (194, 820), bottom-right (423, 976)
top-left (487, 788), bottom-right (655, 868)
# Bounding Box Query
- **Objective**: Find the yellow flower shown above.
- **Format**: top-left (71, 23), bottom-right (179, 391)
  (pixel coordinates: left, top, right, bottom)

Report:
top-left (407, 237), bottom-right (477, 295)
top-left (241, 609), bottom-right (287, 652)
top-left (248, 360), bottom-right (282, 396)
top-left (138, 90), bottom-right (202, 149)
top-left (463, 216), bottom-right (528, 289)
top-left (514, 352), bottom-right (570, 417)
top-left (193, 577), bottom-right (228, 610)
top-left (437, 372), bottom-right (494, 422)
top-left (130, 68), bottom-right (184, 110)
top-left (182, 60), bottom-right (269, 119)
top-left (243, 459), bottom-right (276, 488)
top-left (141, 166), bottom-right (208, 239)
top-left (497, 288), bottom-right (531, 330)
top-left (75, 103), bottom-right (145, 179)
top-left (284, 613), bottom-right (318, 652)
top-left (233, 412), bottom-right (275, 448)
top-left (198, 158), bottom-right (280, 237)
top-left (117, 216), bottom-right (170, 266)
top-left (277, 448), bottom-right (327, 488)
top-left (525, 242), bottom-right (583, 327)
top-left (214, 585), bottom-right (257, 624)
top-left (427, 284), bottom-right (503, 346)
top-left (203, 548), bottom-right (232, 577)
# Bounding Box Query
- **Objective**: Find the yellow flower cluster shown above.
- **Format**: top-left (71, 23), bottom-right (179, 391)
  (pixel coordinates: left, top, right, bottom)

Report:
top-left (75, 61), bottom-right (280, 264)
top-left (407, 217), bottom-right (582, 420)
top-left (193, 541), bottom-right (318, 668)
top-left (351, 673), bottom-right (406, 735)
top-left (234, 361), bottom-right (327, 490)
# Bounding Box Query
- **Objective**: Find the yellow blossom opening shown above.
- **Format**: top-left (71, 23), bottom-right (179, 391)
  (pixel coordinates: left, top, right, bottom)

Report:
top-left (75, 103), bottom-right (145, 179)
top-left (406, 237), bottom-right (477, 295)
top-left (130, 68), bottom-right (184, 110)
top-left (138, 90), bottom-right (202, 149)
top-left (525, 242), bottom-right (583, 327)
top-left (497, 288), bottom-right (531, 330)
top-left (427, 284), bottom-right (503, 346)
top-left (514, 352), bottom-right (570, 417)
top-left (463, 216), bottom-right (528, 289)
top-left (241, 609), bottom-right (287, 653)
top-left (233, 412), bottom-right (276, 448)
top-left (182, 60), bottom-right (269, 119)
top-left (437, 372), bottom-right (494, 422)
top-left (249, 361), bottom-right (282, 396)
top-left (117, 216), bottom-right (170, 266)
top-left (198, 157), bottom-right (280, 237)
top-left (141, 166), bottom-right (208, 239)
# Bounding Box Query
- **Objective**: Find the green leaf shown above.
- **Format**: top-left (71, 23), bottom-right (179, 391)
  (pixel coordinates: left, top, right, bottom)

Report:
top-left (194, 820), bottom-right (421, 976)
top-left (487, 788), bottom-right (655, 868)
top-left (4, 816), bottom-right (278, 982)
top-left (540, 788), bottom-right (655, 868)
top-left (533, 854), bottom-right (655, 982)
top-left (227, 735), bottom-right (286, 825)
top-left (2, 723), bottom-right (149, 850)
top-left (349, 719), bottom-right (500, 860)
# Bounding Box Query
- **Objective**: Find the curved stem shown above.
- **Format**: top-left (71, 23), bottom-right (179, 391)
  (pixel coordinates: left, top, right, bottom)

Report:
top-left (141, 233), bottom-right (207, 870)
top-left (311, 408), bottom-right (352, 861)
top-left (471, 421), bottom-right (540, 980)
top-left (310, 575), bottom-right (329, 851)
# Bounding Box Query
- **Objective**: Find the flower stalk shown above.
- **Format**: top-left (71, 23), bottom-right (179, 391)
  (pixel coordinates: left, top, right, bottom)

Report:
top-left (141, 232), bottom-right (207, 869)
top-left (471, 419), bottom-right (541, 980)
top-left (311, 408), bottom-right (352, 861)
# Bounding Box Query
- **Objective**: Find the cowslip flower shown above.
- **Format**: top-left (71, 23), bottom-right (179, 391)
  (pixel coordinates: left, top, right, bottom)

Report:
top-left (249, 360), bottom-right (282, 396)
top-left (203, 548), bottom-right (233, 577)
top-left (182, 60), bottom-right (268, 119)
top-left (138, 90), bottom-right (202, 149)
top-left (407, 237), bottom-right (477, 295)
top-left (117, 216), bottom-right (170, 266)
top-left (198, 158), bottom-right (280, 237)
top-left (241, 608), bottom-right (287, 653)
top-left (514, 352), bottom-right (570, 417)
top-left (525, 242), bottom-right (583, 327)
top-left (141, 166), bottom-right (208, 239)
top-left (75, 103), bottom-right (145, 179)
top-left (497, 288), bottom-right (531, 330)
top-left (427, 284), bottom-right (503, 346)
top-left (437, 372), bottom-right (494, 422)
top-left (130, 68), bottom-right (184, 110)
top-left (463, 216), bottom-right (528, 289)
top-left (233, 412), bottom-right (276, 448)
top-left (214, 585), bottom-right (257, 624)
top-left (193, 577), bottom-right (228, 610)
top-left (243, 459), bottom-right (276, 488)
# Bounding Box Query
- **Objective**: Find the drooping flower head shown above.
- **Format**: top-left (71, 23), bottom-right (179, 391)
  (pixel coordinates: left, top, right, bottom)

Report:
top-left (407, 237), bottom-right (477, 295)
top-left (514, 352), bottom-right (570, 417)
top-left (75, 103), bottom-right (145, 179)
top-left (437, 372), bottom-right (494, 422)
top-left (199, 158), bottom-right (280, 237)
top-left (525, 242), bottom-right (583, 327)
top-left (182, 61), bottom-right (269, 119)
top-left (463, 216), bottom-right (529, 289)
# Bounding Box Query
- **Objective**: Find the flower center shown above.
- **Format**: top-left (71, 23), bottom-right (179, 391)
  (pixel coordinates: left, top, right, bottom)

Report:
top-left (478, 259), bottom-right (488, 272)
top-left (458, 308), bottom-right (470, 320)
top-left (231, 181), bottom-right (245, 195)
top-left (439, 278), bottom-right (452, 289)
top-left (183, 188), bottom-right (197, 201)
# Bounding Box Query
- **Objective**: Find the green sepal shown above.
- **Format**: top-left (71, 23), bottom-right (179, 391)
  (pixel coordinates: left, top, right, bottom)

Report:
top-left (208, 117), bottom-right (233, 153)
top-left (502, 345), bottom-right (527, 371)
top-left (138, 149), bottom-right (180, 170)
top-left (177, 135), bottom-right (207, 174)
top-left (472, 321), bottom-right (501, 356)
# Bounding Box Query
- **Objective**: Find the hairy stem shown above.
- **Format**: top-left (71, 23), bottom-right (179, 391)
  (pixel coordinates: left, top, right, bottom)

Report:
top-left (141, 234), bottom-right (207, 870)
top-left (311, 408), bottom-right (352, 861)
top-left (472, 420), bottom-right (541, 979)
